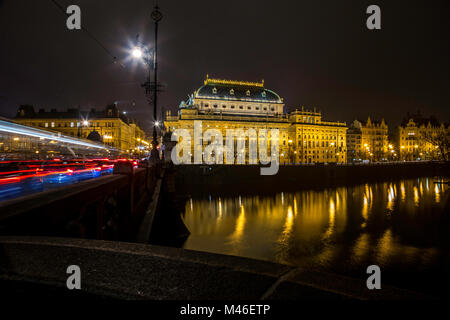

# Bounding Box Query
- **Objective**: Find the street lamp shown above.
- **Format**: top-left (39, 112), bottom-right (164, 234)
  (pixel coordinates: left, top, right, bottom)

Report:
top-left (130, 5), bottom-right (162, 154)
top-left (78, 118), bottom-right (89, 138)
top-left (150, 5), bottom-right (162, 150)
top-left (132, 47), bottom-right (143, 59)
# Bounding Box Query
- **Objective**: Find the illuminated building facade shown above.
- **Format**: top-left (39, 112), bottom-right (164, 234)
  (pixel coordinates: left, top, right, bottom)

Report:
top-left (0, 118), bottom-right (111, 159)
top-left (164, 77), bottom-right (347, 164)
top-left (14, 104), bottom-right (148, 154)
top-left (347, 118), bottom-right (389, 162)
top-left (395, 113), bottom-right (449, 161)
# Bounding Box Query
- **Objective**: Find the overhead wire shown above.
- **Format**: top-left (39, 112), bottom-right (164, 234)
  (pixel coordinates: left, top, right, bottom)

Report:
top-left (49, 0), bottom-right (125, 68)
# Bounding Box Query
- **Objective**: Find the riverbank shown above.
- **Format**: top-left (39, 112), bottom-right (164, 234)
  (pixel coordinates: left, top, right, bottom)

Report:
top-left (175, 162), bottom-right (449, 196)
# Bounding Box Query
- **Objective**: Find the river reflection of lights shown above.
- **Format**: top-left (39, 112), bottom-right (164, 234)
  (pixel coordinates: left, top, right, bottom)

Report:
top-left (322, 198), bottom-right (336, 240)
top-left (183, 178), bottom-right (448, 277)
top-left (400, 182), bottom-right (406, 201)
top-left (362, 195), bottom-right (369, 224)
top-left (218, 197), bottom-right (223, 219)
top-left (293, 197), bottom-right (298, 216)
top-left (376, 229), bottom-right (394, 265)
top-left (435, 184), bottom-right (440, 203)
top-left (352, 233), bottom-right (370, 263)
top-left (387, 184), bottom-right (395, 211)
top-left (335, 192), bottom-right (340, 210)
top-left (414, 186), bottom-right (420, 206)
top-left (278, 206), bottom-right (294, 246)
top-left (362, 185), bottom-right (372, 226)
top-left (229, 204), bottom-right (246, 245)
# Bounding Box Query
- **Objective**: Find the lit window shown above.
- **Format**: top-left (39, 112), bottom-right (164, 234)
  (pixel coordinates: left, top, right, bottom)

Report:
top-left (212, 87), bottom-right (217, 94)
top-left (51, 122), bottom-right (55, 127)
top-left (230, 89), bottom-right (234, 95)
top-left (45, 123), bottom-right (48, 128)
top-left (70, 122), bottom-right (74, 127)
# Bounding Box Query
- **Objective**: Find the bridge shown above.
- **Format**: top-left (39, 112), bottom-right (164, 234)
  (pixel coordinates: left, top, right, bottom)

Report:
top-left (0, 162), bottom-right (189, 244)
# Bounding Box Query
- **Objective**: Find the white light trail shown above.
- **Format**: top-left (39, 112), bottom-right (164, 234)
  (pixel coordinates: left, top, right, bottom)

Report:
top-left (0, 120), bottom-right (114, 150)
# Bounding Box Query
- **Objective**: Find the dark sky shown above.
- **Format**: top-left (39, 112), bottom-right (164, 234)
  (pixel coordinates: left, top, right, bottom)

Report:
top-left (0, 0), bottom-right (449, 132)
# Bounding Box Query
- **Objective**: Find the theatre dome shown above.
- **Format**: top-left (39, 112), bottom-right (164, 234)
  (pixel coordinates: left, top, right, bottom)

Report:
top-left (195, 77), bottom-right (283, 104)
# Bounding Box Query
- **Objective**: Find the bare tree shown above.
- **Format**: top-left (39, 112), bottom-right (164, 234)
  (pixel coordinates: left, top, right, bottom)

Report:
top-left (421, 130), bottom-right (449, 161)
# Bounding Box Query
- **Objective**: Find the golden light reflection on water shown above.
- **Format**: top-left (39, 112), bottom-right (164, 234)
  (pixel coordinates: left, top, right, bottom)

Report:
top-left (375, 229), bottom-right (394, 265)
top-left (361, 184), bottom-right (372, 227)
top-left (277, 206), bottom-right (294, 247)
top-left (362, 196), bottom-right (369, 222)
top-left (183, 178), bottom-right (449, 271)
top-left (227, 204), bottom-right (246, 254)
top-left (218, 197), bottom-right (222, 219)
top-left (322, 198), bottom-right (335, 240)
top-left (435, 184), bottom-right (440, 203)
top-left (400, 182), bottom-right (406, 201)
top-left (414, 186), bottom-right (420, 206)
top-left (387, 184), bottom-right (395, 211)
top-left (293, 197), bottom-right (298, 216)
top-left (352, 233), bottom-right (370, 263)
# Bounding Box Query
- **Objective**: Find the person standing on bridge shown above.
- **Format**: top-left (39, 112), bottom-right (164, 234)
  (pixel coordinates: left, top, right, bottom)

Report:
top-left (150, 144), bottom-right (162, 178)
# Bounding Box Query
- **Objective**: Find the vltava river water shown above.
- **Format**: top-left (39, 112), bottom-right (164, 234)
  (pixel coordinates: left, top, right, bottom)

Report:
top-left (182, 177), bottom-right (450, 297)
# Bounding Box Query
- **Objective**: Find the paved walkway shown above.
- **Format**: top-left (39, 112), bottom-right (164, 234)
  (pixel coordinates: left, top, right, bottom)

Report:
top-left (0, 237), bottom-right (430, 300)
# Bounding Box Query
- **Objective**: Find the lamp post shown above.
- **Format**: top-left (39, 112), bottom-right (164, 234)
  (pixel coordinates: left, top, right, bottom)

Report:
top-left (131, 5), bottom-right (162, 152)
top-left (78, 119), bottom-right (89, 138)
top-left (151, 6), bottom-right (162, 149)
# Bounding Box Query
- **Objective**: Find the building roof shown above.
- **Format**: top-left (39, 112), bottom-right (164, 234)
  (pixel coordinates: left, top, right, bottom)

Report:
top-left (358, 117), bottom-right (386, 127)
top-left (15, 104), bottom-right (131, 124)
top-left (400, 112), bottom-right (440, 127)
top-left (194, 76), bottom-right (283, 104)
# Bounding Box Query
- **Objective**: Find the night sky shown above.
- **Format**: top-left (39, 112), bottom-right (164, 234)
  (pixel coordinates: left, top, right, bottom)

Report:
top-left (0, 0), bottom-right (449, 132)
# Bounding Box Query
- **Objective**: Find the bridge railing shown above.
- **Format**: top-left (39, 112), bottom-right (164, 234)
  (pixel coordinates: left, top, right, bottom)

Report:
top-left (0, 166), bottom-right (158, 242)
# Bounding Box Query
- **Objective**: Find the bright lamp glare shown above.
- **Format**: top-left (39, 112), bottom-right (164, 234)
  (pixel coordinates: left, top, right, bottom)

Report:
top-left (132, 47), bottom-right (143, 59)
top-left (154, 121), bottom-right (160, 127)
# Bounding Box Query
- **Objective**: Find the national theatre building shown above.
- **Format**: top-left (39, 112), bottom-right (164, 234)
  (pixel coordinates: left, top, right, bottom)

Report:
top-left (164, 76), bottom-right (347, 164)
